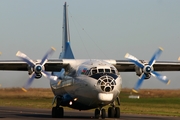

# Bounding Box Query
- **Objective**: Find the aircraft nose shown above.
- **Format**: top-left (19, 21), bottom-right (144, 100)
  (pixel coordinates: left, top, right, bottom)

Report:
top-left (97, 74), bottom-right (116, 92)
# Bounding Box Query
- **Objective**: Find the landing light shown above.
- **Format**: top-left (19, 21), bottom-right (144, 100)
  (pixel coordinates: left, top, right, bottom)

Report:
top-left (74, 98), bottom-right (78, 101)
top-left (69, 101), bottom-right (72, 105)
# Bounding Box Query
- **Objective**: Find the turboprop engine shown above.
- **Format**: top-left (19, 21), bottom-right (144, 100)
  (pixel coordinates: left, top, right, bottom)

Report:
top-left (134, 62), bottom-right (152, 79)
top-left (28, 65), bottom-right (42, 79)
top-left (16, 47), bottom-right (58, 92)
top-left (125, 47), bottom-right (170, 93)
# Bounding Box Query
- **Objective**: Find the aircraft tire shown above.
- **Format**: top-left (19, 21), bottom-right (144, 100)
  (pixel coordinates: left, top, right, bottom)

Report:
top-left (52, 107), bottom-right (57, 118)
top-left (59, 107), bottom-right (64, 118)
top-left (52, 107), bottom-right (64, 118)
top-left (101, 108), bottom-right (106, 119)
top-left (94, 109), bottom-right (100, 119)
top-left (115, 107), bottom-right (120, 118)
top-left (108, 107), bottom-right (115, 118)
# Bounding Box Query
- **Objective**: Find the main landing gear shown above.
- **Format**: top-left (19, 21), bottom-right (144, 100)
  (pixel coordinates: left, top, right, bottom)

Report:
top-left (52, 97), bottom-right (64, 118)
top-left (52, 107), bottom-right (64, 118)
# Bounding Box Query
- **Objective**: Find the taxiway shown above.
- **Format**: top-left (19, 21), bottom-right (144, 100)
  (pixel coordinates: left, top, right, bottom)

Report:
top-left (0, 106), bottom-right (179, 120)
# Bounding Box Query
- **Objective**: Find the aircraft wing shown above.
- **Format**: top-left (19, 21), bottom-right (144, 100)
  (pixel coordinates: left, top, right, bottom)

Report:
top-left (0, 59), bottom-right (69, 71)
top-left (1, 59), bottom-right (180, 72)
top-left (106, 59), bottom-right (180, 92)
top-left (113, 60), bottom-right (180, 72)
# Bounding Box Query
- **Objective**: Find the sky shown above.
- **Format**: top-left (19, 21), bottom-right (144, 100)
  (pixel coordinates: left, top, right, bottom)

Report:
top-left (0, 0), bottom-right (180, 89)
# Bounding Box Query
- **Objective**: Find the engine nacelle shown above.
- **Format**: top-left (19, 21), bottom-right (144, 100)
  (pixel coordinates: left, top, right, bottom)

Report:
top-left (35, 73), bottom-right (42, 79)
top-left (135, 65), bottom-right (143, 76)
top-left (135, 65), bottom-right (152, 79)
top-left (28, 65), bottom-right (33, 75)
top-left (27, 64), bottom-right (43, 79)
top-left (144, 73), bottom-right (151, 79)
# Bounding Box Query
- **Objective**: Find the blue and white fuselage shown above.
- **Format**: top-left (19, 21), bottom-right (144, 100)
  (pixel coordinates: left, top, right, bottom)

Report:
top-left (50, 59), bottom-right (122, 110)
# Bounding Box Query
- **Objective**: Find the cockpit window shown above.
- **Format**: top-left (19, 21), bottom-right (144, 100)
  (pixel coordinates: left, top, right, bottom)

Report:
top-left (111, 70), bottom-right (115, 74)
top-left (98, 69), bottom-right (104, 73)
top-left (92, 69), bottom-right (97, 75)
top-left (79, 67), bottom-right (116, 76)
top-left (86, 67), bottom-right (118, 76)
top-left (105, 69), bottom-right (110, 73)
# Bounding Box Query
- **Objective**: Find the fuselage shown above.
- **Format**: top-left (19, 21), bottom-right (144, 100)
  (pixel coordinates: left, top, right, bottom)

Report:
top-left (50, 59), bottom-right (122, 110)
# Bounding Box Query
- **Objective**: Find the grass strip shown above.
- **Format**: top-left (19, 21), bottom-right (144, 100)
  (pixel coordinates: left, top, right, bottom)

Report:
top-left (0, 88), bottom-right (179, 117)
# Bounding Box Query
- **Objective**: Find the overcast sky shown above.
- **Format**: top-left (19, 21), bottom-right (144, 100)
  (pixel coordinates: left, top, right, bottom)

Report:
top-left (0, 0), bottom-right (180, 89)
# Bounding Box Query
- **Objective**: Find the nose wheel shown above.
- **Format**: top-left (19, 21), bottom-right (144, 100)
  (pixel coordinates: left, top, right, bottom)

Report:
top-left (108, 107), bottom-right (120, 118)
top-left (94, 108), bottom-right (106, 119)
top-left (94, 107), bottom-right (120, 119)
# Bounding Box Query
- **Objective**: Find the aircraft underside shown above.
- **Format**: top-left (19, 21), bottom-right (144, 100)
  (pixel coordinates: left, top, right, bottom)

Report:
top-left (50, 74), bottom-right (121, 118)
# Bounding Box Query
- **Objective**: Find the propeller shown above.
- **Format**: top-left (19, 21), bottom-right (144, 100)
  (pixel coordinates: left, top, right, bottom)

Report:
top-left (16, 47), bottom-right (58, 92)
top-left (125, 47), bottom-right (170, 93)
top-left (178, 57), bottom-right (180, 61)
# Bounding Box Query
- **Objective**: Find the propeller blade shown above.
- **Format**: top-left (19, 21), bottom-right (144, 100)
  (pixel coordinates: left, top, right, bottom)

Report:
top-left (16, 51), bottom-right (35, 67)
top-left (17, 48), bottom-right (56, 92)
top-left (178, 57), bottom-right (180, 61)
top-left (148, 47), bottom-right (163, 66)
top-left (132, 73), bottom-right (146, 93)
top-left (22, 73), bottom-right (36, 92)
top-left (151, 71), bottom-right (171, 84)
top-left (40, 47), bottom-right (56, 66)
top-left (42, 71), bottom-right (58, 81)
top-left (125, 53), bottom-right (144, 68)
top-left (126, 47), bottom-right (170, 93)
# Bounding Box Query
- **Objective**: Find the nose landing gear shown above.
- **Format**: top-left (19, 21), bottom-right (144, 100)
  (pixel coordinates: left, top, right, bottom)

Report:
top-left (108, 106), bottom-right (120, 118)
top-left (94, 108), bottom-right (106, 119)
top-left (94, 106), bottom-right (120, 119)
top-left (94, 97), bottom-right (120, 119)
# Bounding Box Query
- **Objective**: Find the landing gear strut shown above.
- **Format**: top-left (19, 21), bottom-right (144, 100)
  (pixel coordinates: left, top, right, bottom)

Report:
top-left (52, 97), bottom-right (64, 118)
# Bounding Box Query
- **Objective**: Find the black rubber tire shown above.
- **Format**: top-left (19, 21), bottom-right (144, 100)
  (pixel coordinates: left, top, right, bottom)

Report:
top-left (59, 107), bottom-right (64, 118)
top-left (101, 108), bottom-right (106, 119)
top-left (94, 109), bottom-right (100, 119)
top-left (52, 107), bottom-right (57, 118)
top-left (115, 107), bottom-right (120, 118)
top-left (108, 107), bottom-right (115, 118)
top-left (56, 107), bottom-right (64, 118)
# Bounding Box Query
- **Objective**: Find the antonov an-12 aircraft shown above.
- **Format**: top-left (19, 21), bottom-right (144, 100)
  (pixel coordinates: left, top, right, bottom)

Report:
top-left (1, 2), bottom-right (180, 119)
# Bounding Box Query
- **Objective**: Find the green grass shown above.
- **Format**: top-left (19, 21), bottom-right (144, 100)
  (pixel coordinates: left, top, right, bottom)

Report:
top-left (0, 88), bottom-right (180, 117)
top-left (0, 98), bottom-right (52, 108)
top-left (120, 98), bottom-right (180, 116)
top-left (119, 89), bottom-right (180, 116)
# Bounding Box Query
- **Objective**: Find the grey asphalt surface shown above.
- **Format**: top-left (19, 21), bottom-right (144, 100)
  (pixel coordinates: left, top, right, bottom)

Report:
top-left (0, 106), bottom-right (179, 120)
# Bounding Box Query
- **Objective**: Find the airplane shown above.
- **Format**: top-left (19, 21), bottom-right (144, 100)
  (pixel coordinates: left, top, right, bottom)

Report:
top-left (1, 2), bottom-right (180, 119)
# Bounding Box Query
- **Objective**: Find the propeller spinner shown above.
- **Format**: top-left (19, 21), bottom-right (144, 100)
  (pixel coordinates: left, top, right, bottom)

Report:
top-left (125, 47), bottom-right (170, 93)
top-left (16, 47), bottom-right (58, 92)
